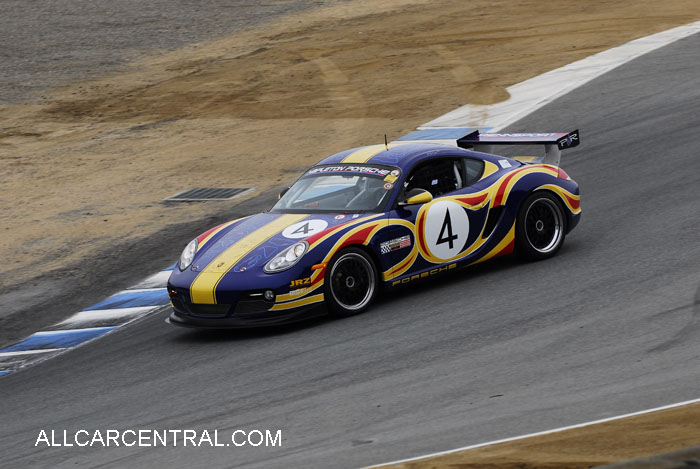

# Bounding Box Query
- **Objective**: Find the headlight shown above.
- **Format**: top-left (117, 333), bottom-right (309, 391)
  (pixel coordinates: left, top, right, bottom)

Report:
top-left (264, 241), bottom-right (308, 273)
top-left (178, 239), bottom-right (198, 271)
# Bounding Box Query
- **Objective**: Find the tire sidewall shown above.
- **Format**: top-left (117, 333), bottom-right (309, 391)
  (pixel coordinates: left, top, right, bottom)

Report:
top-left (515, 191), bottom-right (567, 261)
top-left (324, 247), bottom-right (379, 317)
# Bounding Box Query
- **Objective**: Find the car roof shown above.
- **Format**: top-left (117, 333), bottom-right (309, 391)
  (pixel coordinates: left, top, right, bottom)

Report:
top-left (315, 142), bottom-right (503, 171)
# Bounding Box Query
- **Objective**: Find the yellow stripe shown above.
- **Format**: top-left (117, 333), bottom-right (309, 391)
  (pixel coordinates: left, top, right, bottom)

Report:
top-left (537, 184), bottom-right (581, 214)
top-left (341, 145), bottom-right (386, 163)
top-left (481, 161), bottom-right (500, 179)
top-left (269, 294), bottom-right (324, 311)
top-left (190, 214), bottom-right (307, 304)
top-left (341, 142), bottom-right (415, 164)
top-left (470, 222), bottom-right (515, 265)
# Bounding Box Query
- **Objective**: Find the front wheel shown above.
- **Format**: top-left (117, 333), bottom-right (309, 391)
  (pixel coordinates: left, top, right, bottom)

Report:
top-left (515, 191), bottom-right (566, 261)
top-left (325, 247), bottom-right (378, 317)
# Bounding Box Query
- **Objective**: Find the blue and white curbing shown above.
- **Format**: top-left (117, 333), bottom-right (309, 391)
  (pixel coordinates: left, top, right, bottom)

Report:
top-left (0, 265), bottom-right (175, 376)
top-left (4, 19), bottom-right (700, 378)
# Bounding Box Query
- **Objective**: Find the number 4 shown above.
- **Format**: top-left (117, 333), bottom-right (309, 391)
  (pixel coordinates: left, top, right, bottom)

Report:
top-left (436, 209), bottom-right (458, 249)
top-left (292, 222), bottom-right (310, 235)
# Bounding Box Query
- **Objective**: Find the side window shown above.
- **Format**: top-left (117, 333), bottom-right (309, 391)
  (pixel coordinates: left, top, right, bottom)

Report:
top-left (463, 158), bottom-right (485, 185)
top-left (404, 158), bottom-right (464, 198)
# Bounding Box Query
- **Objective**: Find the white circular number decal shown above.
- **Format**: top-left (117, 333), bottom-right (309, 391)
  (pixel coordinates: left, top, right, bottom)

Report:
top-left (282, 219), bottom-right (328, 239)
top-left (424, 200), bottom-right (470, 260)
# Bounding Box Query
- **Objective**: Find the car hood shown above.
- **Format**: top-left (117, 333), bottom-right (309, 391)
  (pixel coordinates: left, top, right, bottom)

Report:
top-left (191, 212), bottom-right (377, 273)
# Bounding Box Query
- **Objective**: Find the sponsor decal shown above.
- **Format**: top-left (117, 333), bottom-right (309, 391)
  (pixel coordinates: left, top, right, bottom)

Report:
top-left (391, 263), bottom-right (457, 286)
top-left (289, 277), bottom-right (312, 288)
top-left (380, 235), bottom-right (411, 255)
top-left (288, 288), bottom-right (305, 297)
top-left (498, 160), bottom-right (512, 168)
top-left (306, 166), bottom-right (390, 177)
top-left (282, 219), bottom-right (328, 239)
top-left (384, 170), bottom-right (399, 184)
top-left (334, 214), bottom-right (346, 220)
top-left (383, 182), bottom-right (393, 190)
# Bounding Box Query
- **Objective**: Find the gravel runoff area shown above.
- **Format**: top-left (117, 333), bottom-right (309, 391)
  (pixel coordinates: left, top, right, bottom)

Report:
top-left (0, 0), bottom-right (343, 104)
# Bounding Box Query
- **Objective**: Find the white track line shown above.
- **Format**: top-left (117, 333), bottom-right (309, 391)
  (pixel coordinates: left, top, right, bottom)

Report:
top-left (369, 397), bottom-right (700, 468)
top-left (421, 20), bottom-right (700, 131)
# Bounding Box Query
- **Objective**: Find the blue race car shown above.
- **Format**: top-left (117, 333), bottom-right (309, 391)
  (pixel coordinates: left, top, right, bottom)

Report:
top-left (167, 129), bottom-right (581, 328)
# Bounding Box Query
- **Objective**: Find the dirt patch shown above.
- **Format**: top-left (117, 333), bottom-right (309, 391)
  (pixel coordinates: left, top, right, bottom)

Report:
top-left (3, 0), bottom-right (700, 295)
top-left (380, 402), bottom-right (700, 468)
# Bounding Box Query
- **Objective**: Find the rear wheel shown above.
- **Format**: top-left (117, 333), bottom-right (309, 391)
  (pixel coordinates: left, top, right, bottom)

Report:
top-left (515, 191), bottom-right (566, 261)
top-left (325, 247), bottom-right (378, 317)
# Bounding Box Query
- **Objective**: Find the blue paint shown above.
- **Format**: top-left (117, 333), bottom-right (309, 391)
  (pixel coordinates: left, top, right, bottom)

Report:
top-left (396, 128), bottom-right (484, 141)
top-left (0, 327), bottom-right (118, 353)
top-left (84, 289), bottom-right (169, 310)
top-left (0, 370), bottom-right (13, 376)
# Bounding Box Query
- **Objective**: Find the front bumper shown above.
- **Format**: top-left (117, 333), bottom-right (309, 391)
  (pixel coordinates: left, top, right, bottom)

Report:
top-left (166, 285), bottom-right (325, 328)
top-left (166, 305), bottom-right (324, 328)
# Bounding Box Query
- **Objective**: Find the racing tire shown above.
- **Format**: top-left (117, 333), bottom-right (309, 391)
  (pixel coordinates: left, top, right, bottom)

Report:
top-left (325, 247), bottom-right (378, 317)
top-left (515, 191), bottom-right (566, 261)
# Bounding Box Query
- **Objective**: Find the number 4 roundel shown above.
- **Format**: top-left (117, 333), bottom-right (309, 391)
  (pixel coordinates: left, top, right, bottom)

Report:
top-left (423, 200), bottom-right (470, 260)
top-left (282, 219), bottom-right (328, 239)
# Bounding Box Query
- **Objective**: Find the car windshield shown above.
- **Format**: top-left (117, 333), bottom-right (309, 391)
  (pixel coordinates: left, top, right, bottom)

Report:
top-left (272, 164), bottom-right (400, 213)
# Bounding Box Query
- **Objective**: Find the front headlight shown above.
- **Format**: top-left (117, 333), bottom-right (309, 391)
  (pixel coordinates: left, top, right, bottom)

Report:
top-left (264, 241), bottom-right (308, 273)
top-left (179, 239), bottom-right (198, 271)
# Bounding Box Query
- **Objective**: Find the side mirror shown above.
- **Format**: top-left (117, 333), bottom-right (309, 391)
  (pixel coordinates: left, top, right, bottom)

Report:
top-left (398, 188), bottom-right (433, 206)
top-left (278, 187), bottom-right (290, 200)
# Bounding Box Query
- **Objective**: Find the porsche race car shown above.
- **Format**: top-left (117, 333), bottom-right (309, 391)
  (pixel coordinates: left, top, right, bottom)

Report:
top-left (167, 129), bottom-right (581, 327)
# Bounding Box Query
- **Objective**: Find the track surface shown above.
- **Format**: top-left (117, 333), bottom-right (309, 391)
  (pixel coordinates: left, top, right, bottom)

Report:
top-left (2, 33), bottom-right (700, 469)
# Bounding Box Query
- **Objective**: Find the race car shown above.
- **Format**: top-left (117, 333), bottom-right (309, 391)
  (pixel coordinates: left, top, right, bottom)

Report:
top-left (166, 129), bottom-right (581, 328)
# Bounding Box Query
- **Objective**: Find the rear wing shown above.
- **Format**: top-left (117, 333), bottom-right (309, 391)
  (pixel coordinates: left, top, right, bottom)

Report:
top-left (457, 129), bottom-right (580, 166)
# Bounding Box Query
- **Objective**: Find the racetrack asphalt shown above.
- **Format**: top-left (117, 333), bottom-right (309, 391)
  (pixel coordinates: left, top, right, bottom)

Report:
top-left (2, 30), bottom-right (700, 469)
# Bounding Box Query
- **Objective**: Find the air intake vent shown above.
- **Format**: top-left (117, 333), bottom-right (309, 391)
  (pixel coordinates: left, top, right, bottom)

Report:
top-left (482, 206), bottom-right (505, 239)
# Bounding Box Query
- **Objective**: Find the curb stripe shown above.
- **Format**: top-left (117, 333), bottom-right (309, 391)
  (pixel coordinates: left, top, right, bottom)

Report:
top-left (83, 289), bottom-right (169, 310)
top-left (0, 327), bottom-right (118, 353)
top-left (0, 266), bottom-right (173, 375)
top-left (52, 307), bottom-right (157, 329)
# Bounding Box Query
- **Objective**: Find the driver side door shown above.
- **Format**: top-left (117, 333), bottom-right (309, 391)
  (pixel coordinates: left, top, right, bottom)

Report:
top-left (383, 157), bottom-right (475, 284)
